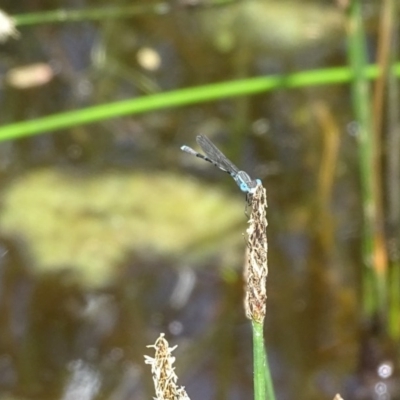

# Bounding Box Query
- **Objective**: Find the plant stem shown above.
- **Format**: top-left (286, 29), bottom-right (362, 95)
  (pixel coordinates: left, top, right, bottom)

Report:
top-left (2, 63), bottom-right (400, 142)
top-left (252, 320), bottom-right (266, 400)
top-left (347, 0), bottom-right (387, 318)
top-left (251, 320), bottom-right (276, 400)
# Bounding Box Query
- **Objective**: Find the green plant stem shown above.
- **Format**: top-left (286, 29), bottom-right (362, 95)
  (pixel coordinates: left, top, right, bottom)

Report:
top-left (387, 0), bottom-right (400, 340)
top-left (347, 0), bottom-right (387, 318)
top-left (389, 263), bottom-right (400, 339)
top-left (2, 63), bottom-right (400, 142)
top-left (13, 4), bottom-right (170, 25)
top-left (252, 321), bottom-right (266, 400)
top-left (252, 320), bottom-right (275, 400)
top-left (12, 0), bottom-right (237, 26)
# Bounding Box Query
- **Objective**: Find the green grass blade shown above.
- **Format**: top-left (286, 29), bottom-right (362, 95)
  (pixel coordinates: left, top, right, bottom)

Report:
top-left (2, 64), bottom-right (400, 142)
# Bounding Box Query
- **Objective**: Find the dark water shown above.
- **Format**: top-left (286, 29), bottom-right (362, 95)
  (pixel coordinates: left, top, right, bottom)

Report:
top-left (0, 1), bottom-right (397, 400)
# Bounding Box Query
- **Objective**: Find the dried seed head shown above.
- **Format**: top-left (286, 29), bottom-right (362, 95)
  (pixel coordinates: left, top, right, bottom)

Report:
top-left (244, 184), bottom-right (268, 323)
top-left (144, 333), bottom-right (190, 400)
top-left (333, 394), bottom-right (344, 400)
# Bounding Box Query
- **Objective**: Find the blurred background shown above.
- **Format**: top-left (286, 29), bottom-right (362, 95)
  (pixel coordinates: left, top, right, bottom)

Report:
top-left (0, 0), bottom-right (399, 399)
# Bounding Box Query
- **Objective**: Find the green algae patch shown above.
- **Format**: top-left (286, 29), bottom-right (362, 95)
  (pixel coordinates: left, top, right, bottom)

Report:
top-left (0, 169), bottom-right (245, 287)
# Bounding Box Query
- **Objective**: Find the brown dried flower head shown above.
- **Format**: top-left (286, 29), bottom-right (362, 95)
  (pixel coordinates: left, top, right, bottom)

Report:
top-left (144, 333), bottom-right (190, 400)
top-left (244, 183), bottom-right (268, 323)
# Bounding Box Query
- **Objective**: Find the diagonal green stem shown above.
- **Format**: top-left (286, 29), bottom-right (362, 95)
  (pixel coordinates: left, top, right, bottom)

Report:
top-left (2, 64), bottom-right (400, 142)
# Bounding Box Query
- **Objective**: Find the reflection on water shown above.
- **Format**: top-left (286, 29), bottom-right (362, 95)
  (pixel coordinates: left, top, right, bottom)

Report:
top-left (0, 169), bottom-right (245, 287)
top-left (0, 164), bottom-right (384, 400)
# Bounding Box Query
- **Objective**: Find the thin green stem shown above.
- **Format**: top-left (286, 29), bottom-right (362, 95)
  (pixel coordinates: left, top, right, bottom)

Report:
top-left (252, 321), bottom-right (275, 400)
top-left (264, 345), bottom-right (275, 400)
top-left (387, 0), bottom-right (400, 340)
top-left (252, 321), bottom-right (266, 400)
top-left (389, 263), bottom-right (400, 339)
top-left (12, 0), bottom-right (237, 26)
top-left (347, 0), bottom-right (387, 319)
top-left (2, 63), bottom-right (400, 142)
top-left (13, 4), bottom-right (171, 25)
